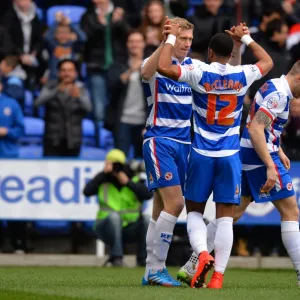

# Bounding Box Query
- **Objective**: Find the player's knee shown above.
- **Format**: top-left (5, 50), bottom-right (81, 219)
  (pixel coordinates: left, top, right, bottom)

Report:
top-left (164, 198), bottom-right (184, 217)
top-left (281, 204), bottom-right (299, 221)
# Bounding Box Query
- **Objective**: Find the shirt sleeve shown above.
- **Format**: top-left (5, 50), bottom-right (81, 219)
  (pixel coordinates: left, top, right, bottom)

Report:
top-left (259, 92), bottom-right (287, 121)
top-left (178, 59), bottom-right (204, 86)
top-left (242, 64), bottom-right (263, 86)
top-left (141, 57), bottom-right (153, 83)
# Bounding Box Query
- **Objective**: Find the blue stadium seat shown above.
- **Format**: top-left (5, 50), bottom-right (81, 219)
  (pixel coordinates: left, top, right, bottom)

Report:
top-left (80, 147), bottom-right (107, 160)
top-left (19, 117), bottom-right (44, 145)
top-left (33, 221), bottom-right (71, 235)
top-left (24, 90), bottom-right (34, 116)
top-left (19, 145), bottom-right (43, 158)
top-left (82, 118), bottom-right (96, 146)
top-left (98, 127), bottom-right (114, 150)
top-left (47, 5), bottom-right (87, 26)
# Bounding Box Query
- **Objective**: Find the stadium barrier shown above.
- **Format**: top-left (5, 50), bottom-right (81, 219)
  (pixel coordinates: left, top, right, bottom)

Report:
top-left (0, 159), bottom-right (299, 224)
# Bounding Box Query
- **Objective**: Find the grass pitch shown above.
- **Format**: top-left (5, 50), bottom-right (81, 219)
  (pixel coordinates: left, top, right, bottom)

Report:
top-left (0, 267), bottom-right (299, 300)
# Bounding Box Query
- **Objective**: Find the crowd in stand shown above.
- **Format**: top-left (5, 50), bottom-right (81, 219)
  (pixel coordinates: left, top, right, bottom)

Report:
top-left (0, 0), bottom-right (300, 256)
top-left (0, 0), bottom-right (300, 160)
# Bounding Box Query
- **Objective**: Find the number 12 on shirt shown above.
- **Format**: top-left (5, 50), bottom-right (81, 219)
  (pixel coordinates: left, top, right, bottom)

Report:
top-left (206, 94), bottom-right (237, 126)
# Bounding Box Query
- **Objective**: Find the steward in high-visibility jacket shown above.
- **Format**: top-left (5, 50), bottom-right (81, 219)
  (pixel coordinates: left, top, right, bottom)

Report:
top-left (83, 149), bottom-right (153, 266)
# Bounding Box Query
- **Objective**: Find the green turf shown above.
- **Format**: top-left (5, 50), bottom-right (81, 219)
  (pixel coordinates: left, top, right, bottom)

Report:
top-left (0, 267), bottom-right (299, 300)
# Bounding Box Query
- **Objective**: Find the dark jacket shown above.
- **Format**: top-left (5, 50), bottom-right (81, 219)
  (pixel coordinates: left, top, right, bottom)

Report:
top-left (35, 80), bottom-right (92, 150)
top-left (0, 8), bottom-right (44, 55)
top-left (83, 164), bottom-right (153, 201)
top-left (187, 4), bottom-right (234, 58)
top-left (104, 61), bottom-right (147, 133)
top-left (80, 8), bottom-right (129, 73)
top-left (0, 26), bottom-right (13, 61)
top-left (0, 94), bottom-right (24, 157)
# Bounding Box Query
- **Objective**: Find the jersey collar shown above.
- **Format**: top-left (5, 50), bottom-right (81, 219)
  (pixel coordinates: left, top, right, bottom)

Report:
top-left (281, 75), bottom-right (294, 100)
top-left (172, 56), bottom-right (190, 65)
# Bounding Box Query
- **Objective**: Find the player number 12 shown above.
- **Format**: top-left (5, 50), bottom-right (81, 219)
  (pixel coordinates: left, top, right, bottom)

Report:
top-left (207, 94), bottom-right (237, 126)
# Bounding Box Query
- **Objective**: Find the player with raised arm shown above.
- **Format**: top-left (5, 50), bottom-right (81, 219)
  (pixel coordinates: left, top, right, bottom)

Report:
top-left (157, 24), bottom-right (273, 289)
top-left (141, 17), bottom-right (243, 287)
top-left (196, 62), bottom-right (300, 287)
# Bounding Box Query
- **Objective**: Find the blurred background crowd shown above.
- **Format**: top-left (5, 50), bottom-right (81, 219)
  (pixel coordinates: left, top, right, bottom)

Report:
top-left (0, 0), bottom-right (300, 262)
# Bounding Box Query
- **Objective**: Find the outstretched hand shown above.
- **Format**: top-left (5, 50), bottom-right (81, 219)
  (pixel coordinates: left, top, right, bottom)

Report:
top-left (163, 16), bottom-right (181, 38)
top-left (226, 22), bottom-right (250, 46)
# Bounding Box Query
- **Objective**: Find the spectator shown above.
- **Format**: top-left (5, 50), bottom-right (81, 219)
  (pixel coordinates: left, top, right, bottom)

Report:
top-left (81, 0), bottom-right (129, 122)
top-left (83, 149), bottom-right (152, 267)
top-left (0, 26), bottom-right (13, 62)
top-left (247, 6), bottom-right (284, 44)
top-left (43, 12), bottom-right (87, 81)
top-left (35, 59), bottom-right (92, 157)
top-left (0, 0), bottom-right (44, 90)
top-left (0, 87), bottom-right (24, 158)
top-left (187, 0), bottom-right (234, 59)
top-left (139, 0), bottom-right (165, 58)
top-left (0, 56), bottom-right (26, 109)
top-left (0, 89), bottom-right (26, 254)
top-left (243, 19), bottom-right (290, 98)
top-left (282, 99), bottom-right (300, 161)
top-left (282, 0), bottom-right (300, 26)
top-left (106, 30), bottom-right (146, 158)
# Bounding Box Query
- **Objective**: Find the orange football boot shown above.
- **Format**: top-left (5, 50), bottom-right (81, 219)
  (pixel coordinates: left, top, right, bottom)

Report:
top-left (190, 251), bottom-right (215, 288)
top-left (207, 271), bottom-right (224, 289)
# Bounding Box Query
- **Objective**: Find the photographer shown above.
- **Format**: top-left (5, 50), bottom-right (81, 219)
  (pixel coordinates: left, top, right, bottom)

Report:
top-left (83, 149), bottom-right (152, 267)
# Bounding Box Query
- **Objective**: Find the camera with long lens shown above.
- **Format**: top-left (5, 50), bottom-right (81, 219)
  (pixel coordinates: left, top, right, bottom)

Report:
top-left (112, 162), bottom-right (124, 173)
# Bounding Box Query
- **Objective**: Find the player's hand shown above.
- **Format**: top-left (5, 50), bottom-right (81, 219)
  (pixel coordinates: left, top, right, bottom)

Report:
top-left (225, 23), bottom-right (246, 42)
top-left (261, 166), bottom-right (277, 193)
top-left (162, 16), bottom-right (171, 42)
top-left (229, 23), bottom-right (250, 47)
top-left (279, 149), bottom-right (290, 170)
top-left (169, 22), bottom-right (181, 37)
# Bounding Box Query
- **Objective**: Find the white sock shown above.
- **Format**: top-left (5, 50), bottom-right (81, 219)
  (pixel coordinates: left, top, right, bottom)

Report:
top-left (207, 219), bottom-right (218, 253)
top-left (152, 211), bottom-right (177, 269)
top-left (187, 212), bottom-right (207, 256)
top-left (281, 221), bottom-right (300, 281)
top-left (144, 218), bottom-right (156, 280)
top-left (214, 217), bottom-right (233, 274)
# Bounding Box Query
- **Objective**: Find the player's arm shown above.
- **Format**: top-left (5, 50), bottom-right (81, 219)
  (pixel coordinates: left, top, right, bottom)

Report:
top-left (227, 25), bottom-right (273, 76)
top-left (157, 22), bottom-right (182, 81)
top-left (248, 110), bottom-right (276, 192)
top-left (141, 43), bottom-right (164, 81)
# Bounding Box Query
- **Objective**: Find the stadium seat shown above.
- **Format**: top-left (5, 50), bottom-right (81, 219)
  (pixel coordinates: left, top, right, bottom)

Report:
top-left (19, 145), bottom-right (43, 158)
top-left (24, 90), bottom-right (34, 116)
top-left (82, 118), bottom-right (96, 146)
top-left (19, 117), bottom-right (45, 145)
top-left (98, 126), bottom-right (114, 150)
top-left (47, 5), bottom-right (87, 26)
top-left (33, 221), bottom-right (71, 235)
top-left (80, 146), bottom-right (107, 160)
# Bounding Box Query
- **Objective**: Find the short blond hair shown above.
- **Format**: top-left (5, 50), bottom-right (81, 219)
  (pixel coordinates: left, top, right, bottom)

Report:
top-left (170, 17), bottom-right (194, 30)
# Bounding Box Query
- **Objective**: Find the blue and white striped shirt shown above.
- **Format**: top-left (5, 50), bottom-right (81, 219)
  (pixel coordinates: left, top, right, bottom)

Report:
top-left (178, 60), bottom-right (262, 157)
top-left (240, 75), bottom-right (293, 170)
top-left (142, 57), bottom-right (193, 143)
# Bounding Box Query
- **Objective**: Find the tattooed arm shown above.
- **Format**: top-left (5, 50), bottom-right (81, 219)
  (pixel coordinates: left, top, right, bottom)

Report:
top-left (248, 110), bottom-right (277, 192)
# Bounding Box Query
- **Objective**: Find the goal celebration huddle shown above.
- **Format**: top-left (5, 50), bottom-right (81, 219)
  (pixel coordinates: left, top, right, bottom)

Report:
top-left (141, 16), bottom-right (300, 289)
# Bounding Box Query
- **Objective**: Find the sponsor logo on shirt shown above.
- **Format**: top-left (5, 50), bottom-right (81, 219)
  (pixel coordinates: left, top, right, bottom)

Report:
top-left (3, 107), bottom-right (11, 116)
top-left (165, 83), bottom-right (191, 93)
top-left (267, 97), bottom-right (279, 109)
